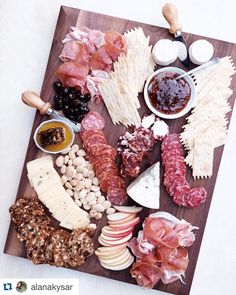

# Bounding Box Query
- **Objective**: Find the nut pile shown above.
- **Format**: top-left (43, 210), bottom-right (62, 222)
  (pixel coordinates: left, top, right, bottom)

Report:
top-left (56, 144), bottom-right (116, 220)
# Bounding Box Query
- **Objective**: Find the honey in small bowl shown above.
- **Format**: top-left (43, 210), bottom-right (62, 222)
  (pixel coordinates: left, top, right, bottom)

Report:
top-left (34, 119), bottom-right (74, 154)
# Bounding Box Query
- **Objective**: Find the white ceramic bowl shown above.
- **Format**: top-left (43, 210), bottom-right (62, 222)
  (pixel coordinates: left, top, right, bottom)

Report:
top-left (144, 67), bottom-right (196, 119)
top-left (34, 119), bottom-right (75, 154)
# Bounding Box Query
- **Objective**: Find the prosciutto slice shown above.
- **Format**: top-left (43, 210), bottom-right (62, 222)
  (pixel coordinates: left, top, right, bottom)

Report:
top-left (129, 212), bottom-right (197, 288)
top-left (104, 31), bottom-right (127, 61)
top-left (55, 62), bottom-right (89, 89)
top-left (90, 45), bottom-right (113, 72)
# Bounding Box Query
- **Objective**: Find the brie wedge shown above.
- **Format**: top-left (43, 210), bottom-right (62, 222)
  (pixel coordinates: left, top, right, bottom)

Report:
top-left (127, 162), bottom-right (160, 209)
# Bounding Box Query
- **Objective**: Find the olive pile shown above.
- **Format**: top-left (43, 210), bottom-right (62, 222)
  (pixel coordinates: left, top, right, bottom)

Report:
top-left (53, 81), bottom-right (91, 122)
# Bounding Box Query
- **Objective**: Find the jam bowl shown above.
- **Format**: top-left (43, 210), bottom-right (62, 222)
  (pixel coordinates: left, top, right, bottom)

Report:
top-left (144, 67), bottom-right (196, 119)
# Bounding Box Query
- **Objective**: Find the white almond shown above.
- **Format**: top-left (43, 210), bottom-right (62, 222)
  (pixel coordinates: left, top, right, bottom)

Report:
top-left (82, 168), bottom-right (89, 178)
top-left (86, 192), bottom-right (96, 202)
top-left (64, 155), bottom-right (69, 164)
top-left (106, 208), bottom-right (116, 215)
top-left (74, 191), bottom-right (80, 199)
top-left (70, 179), bottom-right (77, 187)
top-left (88, 170), bottom-right (95, 178)
top-left (68, 159), bottom-right (73, 166)
top-left (91, 185), bottom-right (100, 192)
top-left (89, 200), bottom-right (97, 206)
top-left (65, 182), bottom-right (73, 190)
top-left (92, 177), bottom-right (99, 185)
top-left (66, 189), bottom-right (74, 197)
top-left (95, 191), bottom-right (102, 197)
top-left (83, 204), bottom-right (91, 210)
top-left (61, 175), bottom-right (67, 184)
top-left (102, 200), bottom-right (111, 209)
top-left (77, 149), bottom-right (86, 157)
top-left (93, 204), bottom-right (105, 213)
top-left (65, 166), bottom-right (76, 178)
top-left (84, 179), bottom-right (92, 189)
top-left (71, 144), bottom-right (79, 153)
top-left (55, 155), bottom-right (64, 167)
top-left (75, 173), bottom-right (83, 181)
top-left (75, 200), bottom-right (82, 207)
top-left (76, 165), bottom-right (84, 172)
top-left (81, 198), bottom-right (88, 205)
top-left (75, 180), bottom-right (85, 192)
top-left (69, 151), bottom-right (76, 160)
top-left (73, 157), bottom-right (82, 167)
top-left (60, 165), bottom-right (66, 174)
top-left (79, 189), bottom-right (88, 199)
top-left (77, 156), bottom-right (86, 166)
top-left (97, 196), bottom-right (105, 204)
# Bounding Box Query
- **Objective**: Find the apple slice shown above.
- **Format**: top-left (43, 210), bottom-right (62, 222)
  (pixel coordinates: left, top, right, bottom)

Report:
top-left (99, 232), bottom-right (132, 246)
top-left (108, 214), bottom-right (136, 225)
top-left (109, 216), bottom-right (140, 230)
top-left (102, 226), bottom-right (133, 236)
top-left (99, 248), bottom-right (130, 265)
top-left (100, 231), bottom-right (132, 242)
top-left (113, 206), bottom-right (143, 214)
top-left (102, 228), bottom-right (133, 239)
top-left (100, 255), bottom-right (134, 271)
top-left (96, 244), bottom-right (127, 255)
top-left (95, 247), bottom-right (127, 260)
top-left (107, 212), bottom-right (135, 222)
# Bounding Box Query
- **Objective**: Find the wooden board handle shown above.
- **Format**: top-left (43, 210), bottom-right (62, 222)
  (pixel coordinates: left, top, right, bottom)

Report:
top-left (21, 91), bottom-right (51, 115)
top-left (162, 3), bottom-right (182, 34)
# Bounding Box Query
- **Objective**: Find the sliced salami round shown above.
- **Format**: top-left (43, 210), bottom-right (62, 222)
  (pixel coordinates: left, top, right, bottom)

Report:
top-left (187, 187), bottom-right (207, 208)
top-left (107, 187), bottom-right (127, 205)
top-left (81, 111), bottom-right (105, 130)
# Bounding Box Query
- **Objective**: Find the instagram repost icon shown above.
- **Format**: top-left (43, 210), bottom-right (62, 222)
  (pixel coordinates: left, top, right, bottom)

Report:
top-left (16, 281), bottom-right (27, 293)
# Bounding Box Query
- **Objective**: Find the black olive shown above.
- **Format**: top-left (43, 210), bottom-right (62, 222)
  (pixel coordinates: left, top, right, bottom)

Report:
top-left (54, 102), bottom-right (63, 110)
top-left (79, 105), bottom-right (90, 115)
top-left (68, 108), bottom-right (75, 116)
top-left (68, 93), bottom-right (77, 100)
top-left (74, 107), bottom-right (81, 115)
top-left (63, 87), bottom-right (70, 95)
top-left (76, 114), bottom-right (84, 123)
top-left (69, 99), bottom-right (81, 108)
top-left (68, 114), bottom-right (75, 121)
top-left (53, 81), bottom-right (62, 93)
top-left (76, 90), bottom-right (82, 97)
top-left (83, 93), bottom-right (91, 102)
top-left (54, 94), bottom-right (64, 102)
top-left (69, 87), bottom-right (76, 94)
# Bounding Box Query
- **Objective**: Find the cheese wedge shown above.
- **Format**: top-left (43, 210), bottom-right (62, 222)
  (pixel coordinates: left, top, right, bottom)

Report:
top-left (127, 162), bottom-right (160, 209)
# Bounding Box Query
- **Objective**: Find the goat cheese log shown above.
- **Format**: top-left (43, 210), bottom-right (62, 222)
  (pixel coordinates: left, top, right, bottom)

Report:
top-left (161, 134), bottom-right (207, 208)
top-left (81, 129), bottom-right (127, 205)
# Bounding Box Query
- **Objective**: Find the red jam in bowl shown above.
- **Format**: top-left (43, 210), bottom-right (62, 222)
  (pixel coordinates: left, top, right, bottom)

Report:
top-left (147, 71), bottom-right (191, 114)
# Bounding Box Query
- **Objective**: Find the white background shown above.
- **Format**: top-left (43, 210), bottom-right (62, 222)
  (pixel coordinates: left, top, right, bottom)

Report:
top-left (0, 1), bottom-right (236, 294)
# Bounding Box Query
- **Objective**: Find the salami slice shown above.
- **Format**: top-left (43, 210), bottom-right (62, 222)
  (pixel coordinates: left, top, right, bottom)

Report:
top-left (187, 187), bottom-right (207, 208)
top-left (107, 187), bottom-right (127, 205)
top-left (81, 111), bottom-right (105, 130)
top-left (162, 133), bottom-right (207, 208)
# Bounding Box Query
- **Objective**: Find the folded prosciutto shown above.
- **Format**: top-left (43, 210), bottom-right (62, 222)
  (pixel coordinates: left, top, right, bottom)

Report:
top-left (56, 26), bottom-right (127, 102)
top-left (129, 212), bottom-right (198, 288)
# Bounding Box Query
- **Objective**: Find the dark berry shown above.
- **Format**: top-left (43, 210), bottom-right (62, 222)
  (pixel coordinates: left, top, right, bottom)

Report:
top-left (76, 90), bottom-right (82, 97)
top-left (76, 115), bottom-right (84, 123)
top-left (84, 93), bottom-right (91, 102)
top-left (54, 101), bottom-right (63, 110)
top-left (69, 99), bottom-right (81, 108)
top-left (79, 105), bottom-right (90, 115)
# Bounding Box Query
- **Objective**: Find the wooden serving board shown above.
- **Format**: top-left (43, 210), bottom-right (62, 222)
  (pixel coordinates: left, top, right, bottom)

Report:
top-left (4, 6), bottom-right (236, 295)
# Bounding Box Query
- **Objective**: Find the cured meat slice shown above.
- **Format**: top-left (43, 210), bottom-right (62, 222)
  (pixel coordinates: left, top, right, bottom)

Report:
top-left (81, 129), bottom-right (126, 205)
top-left (121, 151), bottom-right (143, 178)
top-left (59, 41), bottom-right (84, 62)
top-left (104, 31), bottom-right (127, 61)
top-left (130, 255), bottom-right (162, 288)
top-left (55, 62), bottom-right (89, 89)
top-left (90, 45), bottom-right (113, 72)
top-left (187, 187), bottom-right (207, 208)
top-left (106, 187), bottom-right (127, 205)
top-left (74, 43), bottom-right (91, 66)
top-left (161, 133), bottom-right (207, 208)
top-left (81, 111), bottom-right (105, 130)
